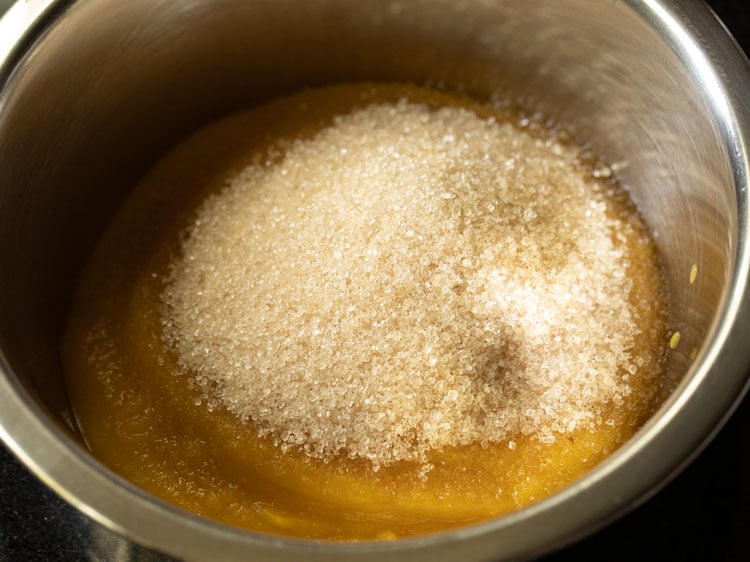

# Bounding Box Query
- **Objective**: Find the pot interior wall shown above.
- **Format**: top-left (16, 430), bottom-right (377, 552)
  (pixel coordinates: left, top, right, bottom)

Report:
top-left (0, 0), bottom-right (736, 443)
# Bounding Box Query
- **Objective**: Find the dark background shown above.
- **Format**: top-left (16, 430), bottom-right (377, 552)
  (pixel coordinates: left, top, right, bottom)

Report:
top-left (1, 1), bottom-right (749, 560)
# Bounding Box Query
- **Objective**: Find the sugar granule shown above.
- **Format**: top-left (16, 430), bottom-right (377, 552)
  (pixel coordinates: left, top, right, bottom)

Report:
top-left (162, 100), bottom-right (641, 469)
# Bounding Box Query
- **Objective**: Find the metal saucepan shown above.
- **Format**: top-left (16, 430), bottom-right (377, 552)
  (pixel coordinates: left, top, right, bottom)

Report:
top-left (0, 1), bottom-right (749, 560)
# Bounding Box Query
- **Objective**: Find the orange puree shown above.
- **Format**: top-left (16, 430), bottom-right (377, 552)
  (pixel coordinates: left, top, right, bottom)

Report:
top-left (62, 83), bottom-right (668, 540)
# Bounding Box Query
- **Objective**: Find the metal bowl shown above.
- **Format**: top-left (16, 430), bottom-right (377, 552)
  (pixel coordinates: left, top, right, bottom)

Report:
top-left (1, 1), bottom-right (749, 560)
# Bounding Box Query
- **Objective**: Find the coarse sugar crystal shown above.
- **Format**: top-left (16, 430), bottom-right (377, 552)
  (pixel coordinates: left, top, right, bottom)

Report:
top-left (162, 100), bottom-right (644, 469)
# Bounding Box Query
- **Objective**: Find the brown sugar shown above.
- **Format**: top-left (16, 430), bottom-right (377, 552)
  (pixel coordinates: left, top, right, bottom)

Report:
top-left (62, 83), bottom-right (669, 539)
top-left (162, 99), bottom-right (651, 469)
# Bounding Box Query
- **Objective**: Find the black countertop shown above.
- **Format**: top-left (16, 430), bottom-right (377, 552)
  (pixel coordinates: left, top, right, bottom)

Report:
top-left (1, 1), bottom-right (749, 560)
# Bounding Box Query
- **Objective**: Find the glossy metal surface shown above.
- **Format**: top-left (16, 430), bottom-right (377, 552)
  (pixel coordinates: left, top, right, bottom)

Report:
top-left (0, 0), bottom-right (748, 561)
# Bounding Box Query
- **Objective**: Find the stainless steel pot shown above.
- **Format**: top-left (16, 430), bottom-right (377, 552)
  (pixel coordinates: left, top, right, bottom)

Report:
top-left (1, 1), bottom-right (749, 560)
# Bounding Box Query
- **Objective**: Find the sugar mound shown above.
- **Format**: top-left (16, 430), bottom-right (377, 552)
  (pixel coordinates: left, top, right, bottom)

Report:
top-left (162, 100), bottom-right (640, 469)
